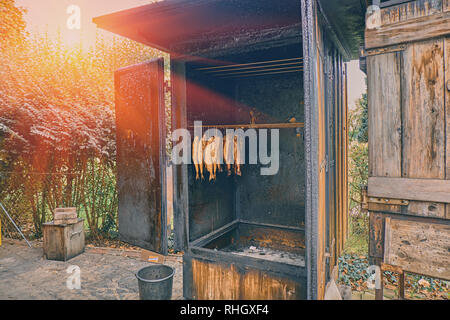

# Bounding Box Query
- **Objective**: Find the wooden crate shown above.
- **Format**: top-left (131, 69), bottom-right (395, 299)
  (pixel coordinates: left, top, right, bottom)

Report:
top-left (53, 207), bottom-right (78, 225)
top-left (43, 219), bottom-right (85, 261)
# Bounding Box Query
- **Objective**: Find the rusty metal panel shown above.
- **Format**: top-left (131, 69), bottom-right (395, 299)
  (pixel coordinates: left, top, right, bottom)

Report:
top-left (114, 59), bottom-right (167, 254)
top-left (171, 60), bottom-right (189, 252)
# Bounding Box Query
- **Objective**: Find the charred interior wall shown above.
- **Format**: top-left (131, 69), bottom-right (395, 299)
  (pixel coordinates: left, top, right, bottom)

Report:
top-left (186, 72), bottom-right (238, 242)
top-left (185, 43), bottom-right (305, 242)
top-left (235, 74), bottom-right (305, 228)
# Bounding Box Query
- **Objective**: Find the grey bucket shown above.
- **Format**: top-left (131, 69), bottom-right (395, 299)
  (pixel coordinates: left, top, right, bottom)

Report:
top-left (136, 264), bottom-right (175, 300)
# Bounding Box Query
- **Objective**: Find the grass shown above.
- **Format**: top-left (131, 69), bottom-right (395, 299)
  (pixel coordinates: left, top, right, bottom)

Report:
top-left (343, 210), bottom-right (369, 256)
top-left (343, 231), bottom-right (368, 256)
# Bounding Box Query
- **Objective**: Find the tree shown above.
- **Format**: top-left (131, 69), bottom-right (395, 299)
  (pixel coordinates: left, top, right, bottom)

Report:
top-left (349, 93), bottom-right (368, 144)
top-left (348, 92), bottom-right (368, 210)
top-left (348, 91), bottom-right (369, 242)
top-left (0, 0), bottom-right (168, 238)
top-left (0, 0), bottom-right (27, 49)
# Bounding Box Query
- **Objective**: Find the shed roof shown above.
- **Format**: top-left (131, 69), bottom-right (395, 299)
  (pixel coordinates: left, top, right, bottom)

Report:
top-left (93, 0), bottom-right (365, 59)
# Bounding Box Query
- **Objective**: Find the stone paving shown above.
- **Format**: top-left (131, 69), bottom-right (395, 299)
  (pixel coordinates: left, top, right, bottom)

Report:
top-left (0, 239), bottom-right (183, 300)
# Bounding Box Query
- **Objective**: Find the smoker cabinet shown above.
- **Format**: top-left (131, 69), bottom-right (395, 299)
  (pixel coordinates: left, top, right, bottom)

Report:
top-left (43, 219), bottom-right (85, 261)
top-left (177, 42), bottom-right (309, 300)
top-left (94, 0), bottom-right (355, 299)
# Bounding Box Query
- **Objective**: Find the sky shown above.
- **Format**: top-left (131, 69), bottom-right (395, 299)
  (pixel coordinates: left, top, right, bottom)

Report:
top-left (347, 60), bottom-right (366, 110)
top-left (15, 0), bottom-right (366, 107)
top-left (15, 0), bottom-right (154, 46)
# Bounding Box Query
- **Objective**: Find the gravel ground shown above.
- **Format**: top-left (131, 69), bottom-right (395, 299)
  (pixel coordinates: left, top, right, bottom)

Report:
top-left (0, 239), bottom-right (183, 300)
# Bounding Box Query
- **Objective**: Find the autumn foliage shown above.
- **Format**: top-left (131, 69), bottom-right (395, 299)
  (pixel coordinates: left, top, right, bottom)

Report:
top-left (0, 0), bottom-right (165, 237)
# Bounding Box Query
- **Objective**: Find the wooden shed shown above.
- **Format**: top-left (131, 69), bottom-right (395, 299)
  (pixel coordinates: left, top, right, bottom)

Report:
top-left (363, 0), bottom-right (450, 299)
top-left (93, 0), bottom-right (365, 300)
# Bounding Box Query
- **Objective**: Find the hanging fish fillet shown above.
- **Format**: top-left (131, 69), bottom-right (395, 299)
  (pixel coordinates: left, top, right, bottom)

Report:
top-left (198, 136), bottom-right (205, 180)
top-left (211, 137), bottom-right (217, 179)
top-left (223, 135), bottom-right (233, 176)
top-left (213, 135), bottom-right (222, 174)
top-left (192, 136), bottom-right (200, 180)
top-left (234, 135), bottom-right (242, 176)
top-left (204, 137), bottom-right (215, 181)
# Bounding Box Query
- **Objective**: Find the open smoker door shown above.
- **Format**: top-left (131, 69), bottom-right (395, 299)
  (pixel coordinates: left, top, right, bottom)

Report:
top-left (114, 58), bottom-right (167, 254)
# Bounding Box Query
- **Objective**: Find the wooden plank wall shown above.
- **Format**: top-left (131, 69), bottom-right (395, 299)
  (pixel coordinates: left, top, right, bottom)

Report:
top-left (402, 38), bottom-right (446, 217)
top-left (366, 0), bottom-right (450, 49)
top-left (380, 0), bottom-right (443, 25)
top-left (368, 45), bottom-right (447, 218)
top-left (367, 53), bottom-right (402, 178)
top-left (366, 0), bottom-right (450, 280)
top-left (384, 218), bottom-right (450, 280)
top-left (445, 38), bottom-right (450, 219)
top-left (367, 1), bottom-right (450, 220)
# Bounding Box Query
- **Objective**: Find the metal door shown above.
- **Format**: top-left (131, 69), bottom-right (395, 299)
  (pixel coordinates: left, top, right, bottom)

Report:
top-left (114, 58), bottom-right (167, 254)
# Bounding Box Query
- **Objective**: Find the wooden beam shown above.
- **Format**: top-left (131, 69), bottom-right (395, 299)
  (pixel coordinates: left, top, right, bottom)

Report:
top-left (379, 0), bottom-right (415, 8)
top-left (367, 53), bottom-right (402, 178)
top-left (365, 11), bottom-right (450, 49)
top-left (368, 177), bottom-right (450, 203)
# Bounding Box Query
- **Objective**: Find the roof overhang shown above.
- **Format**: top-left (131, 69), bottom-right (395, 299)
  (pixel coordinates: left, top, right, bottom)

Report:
top-left (93, 0), bottom-right (365, 59)
top-left (93, 0), bottom-right (303, 57)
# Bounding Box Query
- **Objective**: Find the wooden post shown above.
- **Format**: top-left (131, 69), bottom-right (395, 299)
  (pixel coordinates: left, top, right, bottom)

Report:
top-left (375, 257), bottom-right (384, 300)
top-left (382, 263), bottom-right (405, 300)
top-left (399, 271), bottom-right (405, 300)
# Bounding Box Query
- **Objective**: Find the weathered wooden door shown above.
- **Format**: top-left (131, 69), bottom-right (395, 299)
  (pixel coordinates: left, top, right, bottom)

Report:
top-left (367, 36), bottom-right (450, 272)
top-left (367, 38), bottom-right (449, 219)
top-left (114, 58), bottom-right (167, 254)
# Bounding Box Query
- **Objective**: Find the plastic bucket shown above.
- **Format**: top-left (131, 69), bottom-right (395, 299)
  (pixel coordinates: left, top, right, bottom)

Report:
top-left (136, 264), bottom-right (175, 300)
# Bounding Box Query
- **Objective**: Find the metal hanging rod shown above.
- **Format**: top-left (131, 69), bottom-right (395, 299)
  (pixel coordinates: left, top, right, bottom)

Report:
top-left (214, 65), bottom-right (303, 77)
top-left (219, 68), bottom-right (303, 79)
top-left (205, 61), bottom-right (303, 74)
top-left (196, 57), bottom-right (303, 71)
top-left (188, 122), bottom-right (304, 129)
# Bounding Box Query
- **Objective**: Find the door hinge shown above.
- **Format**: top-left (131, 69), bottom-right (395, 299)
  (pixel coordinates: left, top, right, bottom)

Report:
top-left (368, 197), bottom-right (409, 206)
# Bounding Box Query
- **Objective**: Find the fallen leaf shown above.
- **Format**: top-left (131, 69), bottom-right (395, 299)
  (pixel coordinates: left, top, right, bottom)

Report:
top-left (418, 279), bottom-right (430, 288)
